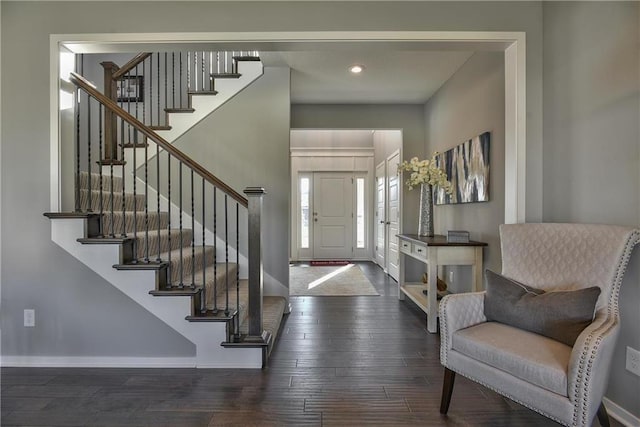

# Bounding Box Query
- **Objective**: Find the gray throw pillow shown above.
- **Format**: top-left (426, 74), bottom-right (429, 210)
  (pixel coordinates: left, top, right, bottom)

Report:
top-left (484, 269), bottom-right (601, 346)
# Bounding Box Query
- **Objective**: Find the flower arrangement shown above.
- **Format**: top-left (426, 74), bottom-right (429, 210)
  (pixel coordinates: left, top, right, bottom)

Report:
top-left (398, 153), bottom-right (453, 193)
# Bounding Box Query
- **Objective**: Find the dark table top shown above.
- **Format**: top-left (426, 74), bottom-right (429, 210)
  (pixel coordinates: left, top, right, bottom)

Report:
top-left (398, 234), bottom-right (488, 247)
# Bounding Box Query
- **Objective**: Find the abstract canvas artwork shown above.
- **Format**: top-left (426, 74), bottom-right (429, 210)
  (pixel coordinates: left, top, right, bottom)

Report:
top-left (435, 131), bottom-right (490, 205)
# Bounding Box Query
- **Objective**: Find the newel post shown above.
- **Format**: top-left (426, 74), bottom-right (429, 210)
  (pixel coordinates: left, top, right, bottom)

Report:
top-left (243, 187), bottom-right (270, 344)
top-left (100, 61), bottom-right (119, 161)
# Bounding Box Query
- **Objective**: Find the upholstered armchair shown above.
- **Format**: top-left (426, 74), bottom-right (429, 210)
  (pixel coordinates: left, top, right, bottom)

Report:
top-left (439, 223), bottom-right (639, 426)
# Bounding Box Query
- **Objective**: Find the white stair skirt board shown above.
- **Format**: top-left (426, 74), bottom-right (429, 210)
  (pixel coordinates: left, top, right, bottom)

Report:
top-left (50, 219), bottom-right (262, 368)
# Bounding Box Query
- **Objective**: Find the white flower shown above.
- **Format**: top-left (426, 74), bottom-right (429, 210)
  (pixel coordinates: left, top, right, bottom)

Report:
top-left (398, 152), bottom-right (453, 194)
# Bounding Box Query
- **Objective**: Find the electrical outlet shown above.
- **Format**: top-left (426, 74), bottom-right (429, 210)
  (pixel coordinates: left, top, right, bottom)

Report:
top-left (626, 346), bottom-right (640, 376)
top-left (449, 271), bottom-right (454, 283)
top-left (23, 309), bottom-right (35, 327)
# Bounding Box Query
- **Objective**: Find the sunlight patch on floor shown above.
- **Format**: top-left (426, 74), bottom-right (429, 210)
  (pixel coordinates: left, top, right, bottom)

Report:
top-left (307, 263), bottom-right (354, 290)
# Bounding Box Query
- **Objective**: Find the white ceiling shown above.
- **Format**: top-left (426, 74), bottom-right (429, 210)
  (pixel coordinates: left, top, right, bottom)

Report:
top-left (261, 50), bottom-right (474, 104)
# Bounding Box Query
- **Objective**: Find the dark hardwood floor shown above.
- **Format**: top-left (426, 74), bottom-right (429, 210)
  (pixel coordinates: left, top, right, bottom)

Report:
top-left (1, 263), bottom-right (614, 426)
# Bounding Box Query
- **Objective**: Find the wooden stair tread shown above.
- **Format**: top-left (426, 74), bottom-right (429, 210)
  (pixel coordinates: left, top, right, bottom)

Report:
top-left (121, 142), bottom-right (149, 148)
top-left (98, 159), bottom-right (126, 166)
top-left (150, 288), bottom-right (201, 297)
top-left (233, 56), bottom-right (261, 62)
top-left (113, 261), bottom-right (167, 270)
top-left (44, 212), bottom-right (101, 219)
top-left (165, 107), bottom-right (195, 113)
top-left (188, 90), bottom-right (218, 96)
top-left (185, 310), bottom-right (236, 322)
top-left (211, 73), bottom-right (241, 79)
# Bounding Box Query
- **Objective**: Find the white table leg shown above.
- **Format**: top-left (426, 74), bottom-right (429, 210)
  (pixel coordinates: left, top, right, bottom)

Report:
top-left (472, 247), bottom-right (484, 292)
top-left (427, 247), bottom-right (438, 333)
top-left (398, 250), bottom-right (405, 300)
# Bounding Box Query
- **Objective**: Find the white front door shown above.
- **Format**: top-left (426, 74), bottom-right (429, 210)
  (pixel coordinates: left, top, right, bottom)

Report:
top-left (313, 172), bottom-right (354, 259)
top-left (374, 162), bottom-right (386, 269)
top-left (386, 151), bottom-right (401, 281)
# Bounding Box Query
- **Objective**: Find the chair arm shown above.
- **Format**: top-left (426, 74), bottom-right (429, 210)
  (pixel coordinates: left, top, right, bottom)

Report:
top-left (439, 292), bottom-right (487, 367)
top-left (567, 313), bottom-right (620, 426)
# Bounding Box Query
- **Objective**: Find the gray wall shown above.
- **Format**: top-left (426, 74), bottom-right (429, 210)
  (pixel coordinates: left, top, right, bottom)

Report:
top-left (292, 104), bottom-right (426, 234)
top-left (170, 67), bottom-right (291, 293)
top-left (542, 1), bottom-right (640, 416)
top-left (423, 52), bottom-right (505, 292)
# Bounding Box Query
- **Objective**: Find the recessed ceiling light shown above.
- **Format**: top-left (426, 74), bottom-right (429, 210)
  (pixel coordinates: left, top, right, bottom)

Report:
top-left (349, 64), bottom-right (364, 74)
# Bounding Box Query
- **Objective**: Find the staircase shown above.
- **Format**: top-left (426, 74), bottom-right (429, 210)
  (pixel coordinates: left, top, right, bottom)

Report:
top-left (45, 51), bottom-right (286, 368)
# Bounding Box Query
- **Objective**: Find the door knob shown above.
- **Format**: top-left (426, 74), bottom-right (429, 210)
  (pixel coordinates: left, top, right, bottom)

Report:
top-left (314, 218), bottom-right (318, 222)
top-left (386, 221), bottom-right (391, 225)
top-left (379, 220), bottom-right (385, 224)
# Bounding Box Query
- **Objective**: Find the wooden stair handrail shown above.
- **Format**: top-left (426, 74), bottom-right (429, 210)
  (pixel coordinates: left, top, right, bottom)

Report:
top-left (70, 72), bottom-right (248, 208)
top-left (112, 53), bottom-right (152, 80)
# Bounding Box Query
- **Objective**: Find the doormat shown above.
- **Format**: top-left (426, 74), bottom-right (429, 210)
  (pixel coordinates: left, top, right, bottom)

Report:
top-left (310, 260), bottom-right (350, 266)
top-left (290, 264), bottom-right (380, 296)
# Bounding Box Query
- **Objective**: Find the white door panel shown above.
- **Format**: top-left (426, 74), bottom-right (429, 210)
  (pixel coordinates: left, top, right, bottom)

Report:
top-left (375, 162), bottom-right (386, 268)
top-left (387, 152), bottom-right (401, 281)
top-left (313, 172), bottom-right (353, 259)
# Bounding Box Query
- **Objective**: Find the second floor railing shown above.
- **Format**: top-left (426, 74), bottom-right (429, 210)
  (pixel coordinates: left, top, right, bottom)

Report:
top-left (101, 50), bottom-right (259, 160)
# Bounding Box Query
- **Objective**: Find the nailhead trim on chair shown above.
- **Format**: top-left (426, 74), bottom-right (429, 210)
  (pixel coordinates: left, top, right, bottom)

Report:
top-left (573, 230), bottom-right (639, 426)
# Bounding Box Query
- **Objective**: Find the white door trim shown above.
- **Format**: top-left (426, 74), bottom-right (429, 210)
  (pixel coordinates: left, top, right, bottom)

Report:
top-left (51, 31), bottom-right (526, 224)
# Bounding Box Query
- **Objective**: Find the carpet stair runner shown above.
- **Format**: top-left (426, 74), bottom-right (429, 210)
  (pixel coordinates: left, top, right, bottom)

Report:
top-left (77, 171), bottom-right (286, 354)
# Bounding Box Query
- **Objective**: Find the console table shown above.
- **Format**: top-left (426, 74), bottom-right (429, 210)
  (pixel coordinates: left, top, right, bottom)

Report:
top-left (397, 234), bottom-right (487, 333)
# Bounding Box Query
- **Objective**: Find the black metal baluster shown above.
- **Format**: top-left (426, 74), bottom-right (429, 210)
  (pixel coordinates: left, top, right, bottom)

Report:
top-left (98, 104), bottom-right (104, 237)
top-left (201, 50), bottom-right (205, 93)
top-left (179, 162), bottom-right (184, 288)
top-left (187, 52), bottom-right (191, 92)
top-left (120, 112), bottom-right (127, 238)
top-left (224, 194), bottom-right (229, 316)
top-left (142, 58), bottom-right (146, 125)
top-left (194, 51), bottom-right (198, 91)
top-left (126, 73), bottom-right (131, 144)
top-left (167, 153), bottom-right (172, 286)
top-left (164, 53), bottom-right (167, 121)
top-left (213, 187), bottom-right (218, 313)
top-left (179, 52), bottom-right (183, 108)
top-left (236, 202), bottom-right (240, 337)
top-left (86, 96), bottom-right (92, 212)
top-left (209, 51), bottom-right (213, 91)
top-left (156, 53), bottom-right (160, 127)
top-left (74, 89), bottom-right (81, 212)
top-left (202, 177), bottom-right (206, 313)
top-left (149, 54), bottom-right (153, 126)
top-left (156, 141), bottom-right (161, 263)
top-left (172, 52), bottom-right (175, 109)
top-left (131, 128), bottom-right (138, 264)
top-left (191, 170), bottom-right (195, 289)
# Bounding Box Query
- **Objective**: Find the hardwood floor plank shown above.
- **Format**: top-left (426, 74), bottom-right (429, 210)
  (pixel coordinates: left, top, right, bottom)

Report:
top-left (207, 410), bottom-right (321, 426)
top-left (304, 397), bottom-right (410, 413)
top-left (2, 384), bottom-right (101, 398)
top-left (0, 397), bottom-right (52, 411)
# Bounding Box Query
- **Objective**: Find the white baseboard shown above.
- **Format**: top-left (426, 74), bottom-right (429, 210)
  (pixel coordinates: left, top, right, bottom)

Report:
top-left (1, 356), bottom-right (196, 368)
top-left (604, 397), bottom-right (640, 427)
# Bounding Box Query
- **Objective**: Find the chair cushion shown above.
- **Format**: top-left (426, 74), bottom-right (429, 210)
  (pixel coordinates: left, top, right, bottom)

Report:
top-left (484, 269), bottom-right (600, 346)
top-left (452, 322), bottom-right (572, 396)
